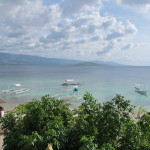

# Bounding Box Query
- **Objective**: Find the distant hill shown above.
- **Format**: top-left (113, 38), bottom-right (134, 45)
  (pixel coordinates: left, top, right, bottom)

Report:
top-left (0, 52), bottom-right (82, 66)
top-left (0, 52), bottom-right (123, 66)
top-left (93, 60), bottom-right (124, 66)
top-left (74, 62), bottom-right (108, 66)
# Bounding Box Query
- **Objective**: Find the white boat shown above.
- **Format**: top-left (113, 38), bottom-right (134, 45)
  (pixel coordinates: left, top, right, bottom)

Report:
top-left (62, 79), bottom-right (81, 86)
top-left (135, 84), bottom-right (147, 95)
top-left (53, 93), bottom-right (80, 101)
top-left (52, 86), bottom-right (81, 101)
top-left (1, 83), bottom-right (30, 95)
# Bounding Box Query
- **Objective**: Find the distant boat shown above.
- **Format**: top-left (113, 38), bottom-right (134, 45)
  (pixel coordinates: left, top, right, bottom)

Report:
top-left (52, 86), bottom-right (81, 101)
top-left (1, 83), bottom-right (30, 95)
top-left (135, 84), bottom-right (147, 95)
top-left (55, 93), bottom-right (81, 101)
top-left (62, 79), bottom-right (81, 86)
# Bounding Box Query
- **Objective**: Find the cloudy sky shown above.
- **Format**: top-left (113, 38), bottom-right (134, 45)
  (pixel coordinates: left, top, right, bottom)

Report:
top-left (0, 0), bottom-right (150, 65)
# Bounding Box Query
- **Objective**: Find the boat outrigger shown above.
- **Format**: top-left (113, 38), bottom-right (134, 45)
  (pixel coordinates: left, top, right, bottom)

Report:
top-left (62, 79), bottom-right (81, 86)
top-left (1, 83), bottom-right (30, 95)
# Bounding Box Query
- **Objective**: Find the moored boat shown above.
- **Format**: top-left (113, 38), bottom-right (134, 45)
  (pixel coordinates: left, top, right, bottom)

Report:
top-left (52, 86), bottom-right (81, 101)
top-left (135, 84), bottom-right (147, 95)
top-left (1, 83), bottom-right (30, 95)
top-left (62, 79), bottom-right (81, 86)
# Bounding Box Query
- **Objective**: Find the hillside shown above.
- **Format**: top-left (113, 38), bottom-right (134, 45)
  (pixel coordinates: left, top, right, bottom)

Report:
top-left (0, 52), bottom-right (82, 66)
top-left (74, 62), bottom-right (108, 66)
top-left (0, 52), bottom-right (123, 66)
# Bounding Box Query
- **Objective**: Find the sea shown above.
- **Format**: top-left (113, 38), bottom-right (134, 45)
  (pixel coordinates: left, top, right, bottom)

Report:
top-left (1, 65), bottom-right (150, 111)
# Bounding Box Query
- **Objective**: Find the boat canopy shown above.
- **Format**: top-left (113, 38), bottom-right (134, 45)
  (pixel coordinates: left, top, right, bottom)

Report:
top-left (13, 83), bottom-right (22, 87)
top-left (65, 79), bottom-right (75, 82)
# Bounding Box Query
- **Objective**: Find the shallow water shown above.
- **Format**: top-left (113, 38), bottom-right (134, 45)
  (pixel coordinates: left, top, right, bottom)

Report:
top-left (0, 65), bottom-right (150, 111)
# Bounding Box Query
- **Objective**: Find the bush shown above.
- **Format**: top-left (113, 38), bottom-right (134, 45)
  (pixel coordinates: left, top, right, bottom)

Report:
top-left (0, 92), bottom-right (148, 150)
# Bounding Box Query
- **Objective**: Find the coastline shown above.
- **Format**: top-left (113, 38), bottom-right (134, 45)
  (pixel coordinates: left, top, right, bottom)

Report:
top-left (0, 126), bottom-right (4, 149)
top-left (0, 135), bottom-right (3, 150)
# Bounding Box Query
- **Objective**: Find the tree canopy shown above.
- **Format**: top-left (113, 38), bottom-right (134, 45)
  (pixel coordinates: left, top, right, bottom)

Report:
top-left (1, 92), bottom-right (150, 150)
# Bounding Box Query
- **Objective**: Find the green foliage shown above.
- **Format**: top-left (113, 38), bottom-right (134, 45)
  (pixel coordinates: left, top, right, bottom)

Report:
top-left (138, 112), bottom-right (150, 149)
top-left (65, 92), bottom-right (101, 150)
top-left (1, 92), bottom-right (150, 150)
top-left (96, 94), bottom-right (133, 147)
top-left (1, 95), bottom-right (74, 150)
top-left (118, 121), bottom-right (141, 150)
top-left (100, 143), bottom-right (115, 150)
top-left (79, 136), bottom-right (99, 150)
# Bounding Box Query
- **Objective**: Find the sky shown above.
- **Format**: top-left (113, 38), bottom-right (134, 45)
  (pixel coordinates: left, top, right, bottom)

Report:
top-left (0, 0), bottom-right (150, 65)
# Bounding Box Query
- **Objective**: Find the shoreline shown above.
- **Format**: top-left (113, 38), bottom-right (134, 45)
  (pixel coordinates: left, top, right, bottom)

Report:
top-left (0, 126), bottom-right (4, 149)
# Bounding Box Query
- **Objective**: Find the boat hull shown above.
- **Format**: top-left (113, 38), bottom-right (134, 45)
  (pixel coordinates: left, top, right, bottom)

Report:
top-left (62, 83), bottom-right (81, 86)
top-left (135, 87), bottom-right (147, 95)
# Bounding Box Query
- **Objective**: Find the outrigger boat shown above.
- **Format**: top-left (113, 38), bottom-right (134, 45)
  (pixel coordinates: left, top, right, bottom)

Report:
top-left (52, 86), bottom-right (81, 101)
top-left (1, 83), bottom-right (30, 95)
top-left (62, 79), bottom-right (81, 86)
top-left (135, 84), bottom-right (147, 95)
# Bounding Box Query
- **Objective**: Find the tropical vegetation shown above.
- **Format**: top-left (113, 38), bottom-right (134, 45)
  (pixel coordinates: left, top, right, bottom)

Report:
top-left (1, 92), bottom-right (150, 150)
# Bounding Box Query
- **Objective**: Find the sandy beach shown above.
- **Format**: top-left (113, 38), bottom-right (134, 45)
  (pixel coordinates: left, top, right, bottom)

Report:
top-left (0, 135), bottom-right (3, 150)
top-left (0, 126), bottom-right (4, 150)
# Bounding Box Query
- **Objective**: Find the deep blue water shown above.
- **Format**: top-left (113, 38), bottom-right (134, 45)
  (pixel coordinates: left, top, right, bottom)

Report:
top-left (1, 65), bottom-right (150, 110)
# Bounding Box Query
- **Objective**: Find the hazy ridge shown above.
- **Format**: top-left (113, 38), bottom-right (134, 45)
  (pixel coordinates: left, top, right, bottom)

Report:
top-left (0, 52), bottom-right (122, 66)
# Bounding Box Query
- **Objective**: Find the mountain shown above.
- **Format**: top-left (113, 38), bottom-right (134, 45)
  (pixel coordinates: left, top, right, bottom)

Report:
top-left (74, 62), bottom-right (108, 66)
top-left (93, 60), bottom-right (124, 66)
top-left (0, 52), bottom-right (82, 65)
top-left (0, 52), bottom-right (123, 66)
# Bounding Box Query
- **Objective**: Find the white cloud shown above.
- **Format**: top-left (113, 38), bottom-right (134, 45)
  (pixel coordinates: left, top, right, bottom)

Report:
top-left (0, 0), bottom-right (141, 64)
top-left (97, 42), bottom-right (114, 55)
top-left (0, 0), bottom-right (60, 35)
top-left (90, 36), bottom-right (101, 42)
top-left (41, 30), bottom-right (69, 43)
top-left (116, 0), bottom-right (150, 12)
top-left (101, 17), bottom-right (117, 30)
top-left (0, 0), bottom-right (61, 54)
top-left (106, 21), bottom-right (137, 40)
top-left (60, 0), bottom-right (100, 16)
top-left (117, 0), bottom-right (150, 6)
top-left (121, 43), bottom-right (133, 50)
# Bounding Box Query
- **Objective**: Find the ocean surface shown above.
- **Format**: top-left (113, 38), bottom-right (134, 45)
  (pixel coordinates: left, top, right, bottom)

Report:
top-left (1, 65), bottom-right (150, 111)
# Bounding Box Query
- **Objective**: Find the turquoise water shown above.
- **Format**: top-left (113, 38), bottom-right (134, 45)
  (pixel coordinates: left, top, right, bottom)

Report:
top-left (1, 65), bottom-right (150, 111)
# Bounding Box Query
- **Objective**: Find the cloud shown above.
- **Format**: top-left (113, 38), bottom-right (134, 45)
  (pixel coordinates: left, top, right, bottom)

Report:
top-left (0, 0), bottom-right (60, 36)
top-left (0, 0), bottom-right (61, 53)
top-left (97, 43), bottom-right (114, 55)
top-left (116, 0), bottom-right (150, 12)
top-left (106, 21), bottom-right (137, 40)
top-left (40, 30), bottom-right (69, 43)
top-left (90, 36), bottom-right (101, 42)
top-left (121, 43), bottom-right (133, 50)
top-left (0, 0), bottom-right (139, 63)
top-left (101, 17), bottom-right (117, 30)
top-left (117, 0), bottom-right (150, 6)
top-left (60, 0), bottom-right (100, 16)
